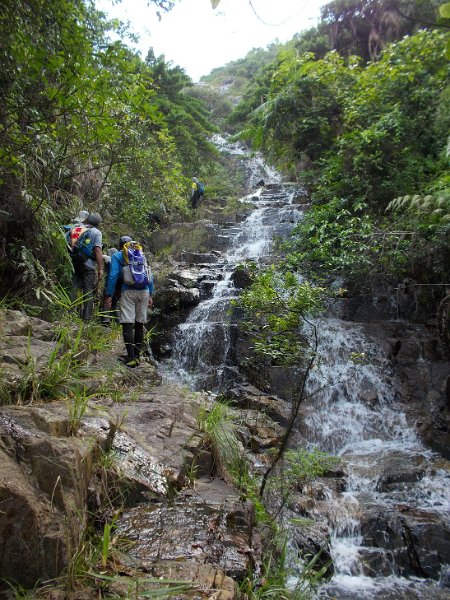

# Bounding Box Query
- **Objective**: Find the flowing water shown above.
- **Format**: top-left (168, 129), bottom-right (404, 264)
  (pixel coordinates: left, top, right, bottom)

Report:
top-left (162, 139), bottom-right (450, 599)
top-left (162, 136), bottom-right (300, 391)
top-left (300, 319), bottom-right (450, 599)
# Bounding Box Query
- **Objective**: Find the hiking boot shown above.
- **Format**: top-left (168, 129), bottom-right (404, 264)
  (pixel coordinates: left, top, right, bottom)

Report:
top-left (125, 358), bottom-right (140, 368)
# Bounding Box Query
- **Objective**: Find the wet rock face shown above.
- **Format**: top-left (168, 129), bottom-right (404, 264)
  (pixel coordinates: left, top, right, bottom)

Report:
top-left (0, 310), bottom-right (56, 388)
top-left (117, 478), bottom-right (260, 582)
top-left (181, 251), bottom-right (222, 264)
top-left (231, 265), bottom-right (254, 289)
top-left (0, 309), bottom-right (53, 339)
top-left (228, 327), bottom-right (304, 401)
top-left (0, 445), bottom-right (68, 588)
top-left (291, 188), bottom-right (310, 205)
top-left (316, 581), bottom-right (450, 600)
top-left (151, 265), bottom-right (225, 356)
top-left (360, 505), bottom-right (450, 579)
top-left (356, 321), bottom-right (450, 459)
top-left (108, 561), bottom-right (238, 600)
top-left (148, 222), bottom-right (217, 259)
top-left (0, 404), bottom-right (107, 586)
top-left (0, 376), bottom-right (264, 596)
top-left (152, 265), bottom-right (222, 312)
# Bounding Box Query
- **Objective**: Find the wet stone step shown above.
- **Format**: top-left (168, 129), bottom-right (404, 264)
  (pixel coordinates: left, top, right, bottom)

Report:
top-left (217, 222), bottom-right (242, 229)
top-left (258, 200), bottom-right (292, 209)
top-left (199, 280), bottom-right (216, 298)
top-left (208, 235), bottom-right (233, 250)
top-left (180, 251), bottom-right (222, 264)
top-left (217, 227), bottom-right (242, 236)
top-left (263, 183), bottom-right (284, 191)
top-left (116, 478), bottom-right (260, 582)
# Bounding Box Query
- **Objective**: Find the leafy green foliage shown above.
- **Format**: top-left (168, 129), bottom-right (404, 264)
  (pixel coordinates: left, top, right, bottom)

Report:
top-left (285, 198), bottom-right (377, 278)
top-left (387, 192), bottom-right (450, 224)
top-left (238, 266), bottom-right (324, 366)
top-left (232, 27), bottom-right (450, 292)
top-left (0, 0), bottom-right (218, 306)
top-left (292, 25), bottom-right (332, 59)
top-left (200, 44), bottom-right (282, 99)
top-left (145, 49), bottom-right (218, 177)
top-left (320, 0), bottom-right (442, 61)
top-left (236, 267), bottom-right (327, 499)
top-left (187, 85), bottom-right (235, 129)
top-left (282, 448), bottom-right (341, 488)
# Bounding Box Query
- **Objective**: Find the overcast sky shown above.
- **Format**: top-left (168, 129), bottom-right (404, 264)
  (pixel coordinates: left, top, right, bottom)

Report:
top-left (96, 0), bottom-right (325, 81)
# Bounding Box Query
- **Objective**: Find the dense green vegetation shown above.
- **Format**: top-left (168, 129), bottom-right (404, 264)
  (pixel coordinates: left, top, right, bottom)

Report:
top-left (2, 0), bottom-right (448, 317)
top-left (200, 45), bottom-right (281, 99)
top-left (228, 0), bottom-right (449, 314)
top-left (1, 1), bottom-right (449, 597)
top-left (0, 0), bottom-right (220, 306)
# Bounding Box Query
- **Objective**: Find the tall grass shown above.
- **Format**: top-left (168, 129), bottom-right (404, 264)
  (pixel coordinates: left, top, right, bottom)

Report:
top-left (195, 398), bottom-right (244, 483)
top-left (15, 336), bottom-right (88, 404)
top-left (3, 285), bottom-right (121, 405)
top-left (240, 536), bottom-right (329, 600)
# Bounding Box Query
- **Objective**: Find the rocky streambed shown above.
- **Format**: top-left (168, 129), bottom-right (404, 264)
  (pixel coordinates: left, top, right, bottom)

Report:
top-left (0, 309), bottom-right (295, 599)
top-left (1, 139), bottom-right (450, 599)
top-left (146, 173), bottom-right (450, 600)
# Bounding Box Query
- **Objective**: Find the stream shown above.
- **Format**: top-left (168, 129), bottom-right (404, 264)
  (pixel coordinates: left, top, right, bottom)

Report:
top-left (161, 137), bottom-right (450, 599)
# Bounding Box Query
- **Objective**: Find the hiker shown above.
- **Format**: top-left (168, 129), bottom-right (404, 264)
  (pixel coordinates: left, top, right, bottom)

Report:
top-left (67, 212), bottom-right (103, 322)
top-left (104, 240), bottom-right (154, 368)
top-left (62, 209), bottom-right (89, 240)
top-left (100, 235), bottom-right (132, 326)
top-left (190, 176), bottom-right (205, 209)
top-left (100, 246), bottom-right (118, 326)
top-left (72, 209), bottom-right (89, 227)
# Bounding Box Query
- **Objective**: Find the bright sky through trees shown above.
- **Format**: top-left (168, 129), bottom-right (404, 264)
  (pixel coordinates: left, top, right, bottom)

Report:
top-left (96, 0), bottom-right (325, 81)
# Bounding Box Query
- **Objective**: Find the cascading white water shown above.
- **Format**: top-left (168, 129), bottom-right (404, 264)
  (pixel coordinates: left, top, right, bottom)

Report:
top-left (304, 319), bottom-right (418, 454)
top-left (298, 319), bottom-right (450, 599)
top-left (163, 139), bottom-right (450, 599)
top-left (162, 150), bottom-right (302, 390)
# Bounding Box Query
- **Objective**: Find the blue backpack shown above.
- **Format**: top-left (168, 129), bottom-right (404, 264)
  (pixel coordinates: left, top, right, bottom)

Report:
top-left (122, 241), bottom-right (152, 289)
top-left (198, 182), bottom-right (205, 195)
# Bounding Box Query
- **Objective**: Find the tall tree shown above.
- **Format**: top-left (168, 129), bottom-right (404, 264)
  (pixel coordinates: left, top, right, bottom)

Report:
top-left (321, 0), bottom-right (442, 60)
top-left (0, 0), bottom-right (203, 302)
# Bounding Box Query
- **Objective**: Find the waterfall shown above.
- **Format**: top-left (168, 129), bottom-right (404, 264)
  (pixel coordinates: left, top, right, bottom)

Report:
top-left (297, 319), bottom-right (450, 598)
top-left (162, 146), bottom-right (302, 391)
top-left (162, 139), bottom-right (450, 599)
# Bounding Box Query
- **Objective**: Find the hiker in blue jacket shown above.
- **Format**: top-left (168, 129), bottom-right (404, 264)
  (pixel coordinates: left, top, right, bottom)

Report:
top-left (104, 241), bottom-right (154, 367)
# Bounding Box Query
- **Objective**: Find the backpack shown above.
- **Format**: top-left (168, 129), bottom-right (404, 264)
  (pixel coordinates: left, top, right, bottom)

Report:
top-left (198, 182), bottom-right (205, 195)
top-left (122, 241), bottom-right (152, 289)
top-left (67, 226), bottom-right (95, 265)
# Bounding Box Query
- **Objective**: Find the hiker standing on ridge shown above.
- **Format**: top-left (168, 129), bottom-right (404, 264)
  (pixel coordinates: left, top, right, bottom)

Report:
top-left (104, 240), bottom-right (153, 368)
top-left (190, 176), bottom-right (205, 209)
top-left (67, 212), bottom-right (103, 322)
